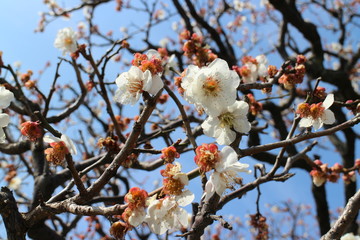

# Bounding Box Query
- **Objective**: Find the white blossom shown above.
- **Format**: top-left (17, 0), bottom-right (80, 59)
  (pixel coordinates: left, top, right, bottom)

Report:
top-left (299, 94), bottom-right (336, 130)
top-left (256, 55), bottom-right (268, 77)
top-left (0, 86), bottom-right (14, 109)
top-left (202, 101), bottom-right (251, 145)
top-left (145, 195), bottom-right (191, 235)
top-left (204, 146), bottom-right (250, 201)
top-left (113, 66), bottom-right (163, 105)
top-left (181, 58), bottom-right (240, 116)
top-left (43, 134), bottom-right (77, 155)
top-left (128, 207), bottom-right (147, 227)
top-left (54, 27), bottom-right (78, 55)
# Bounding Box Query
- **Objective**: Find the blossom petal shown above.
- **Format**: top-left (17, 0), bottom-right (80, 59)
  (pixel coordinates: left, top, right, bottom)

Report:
top-left (129, 208), bottom-right (146, 227)
top-left (146, 49), bottom-right (161, 59)
top-left (201, 116), bottom-right (219, 137)
top-left (176, 207), bottom-right (189, 228)
top-left (0, 113), bottom-right (10, 127)
top-left (0, 87), bottom-right (14, 109)
top-left (147, 74), bottom-right (164, 95)
top-left (312, 118), bottom-right (323, 131)
top-left (322, 94), bottom-right (334, 109)
top-left (176, 189), bottom-right (194, 207)
top-left (215, 127), bottom-right (236, 146)
top-left (61, 134), bottom-right (77, 155)
top-left (233, 119), bottom-right (251, 134)
top-left (216, 146), bottom-right (238, 172)
top-left (0, 128), bottom-right (5, 143)
top-left (204, 178), bottom-right (216, 201)
top-left (299, 117), bottom-right (313, 128)
top-left (322, 109), bottom-right (335, 125)
top-left (211, 172), bottom-right (227, 196)
top-left (43, 135), bottom-right (61, 144)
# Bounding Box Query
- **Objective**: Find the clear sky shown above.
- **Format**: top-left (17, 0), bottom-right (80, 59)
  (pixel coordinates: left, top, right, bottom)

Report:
top-left (0, 1), bottom-right (359, 239)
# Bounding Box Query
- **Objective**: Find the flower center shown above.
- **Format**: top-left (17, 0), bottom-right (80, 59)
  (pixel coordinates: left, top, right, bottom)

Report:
top-left (203, 77), bottom-right (220, 96)
top-left (296, 103), bottom-right (311, 118)
top-left (310, 103), bottom-right (324, 119)
top-left (64, 37), bottom-right (74, 45)
top-left (218, 112), bottom-right (235, 128)
top-left (127, 78), bottom-right (143, 96)
top-left (45, 141), bottom-right (69, 165)
top-left (195, 144), bottom-right (220, 172)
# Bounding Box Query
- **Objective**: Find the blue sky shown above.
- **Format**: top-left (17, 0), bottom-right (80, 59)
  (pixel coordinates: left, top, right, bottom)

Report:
top-left (0, 1), bottom-right (359, 239)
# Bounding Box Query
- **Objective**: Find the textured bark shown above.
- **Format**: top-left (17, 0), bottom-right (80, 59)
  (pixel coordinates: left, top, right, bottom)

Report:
top-left (321, 190), bottom-right (360, 240)
top-left (0, 187), bottom-right (27, 240)
top-left (187, 194), bottom-right (220, 240)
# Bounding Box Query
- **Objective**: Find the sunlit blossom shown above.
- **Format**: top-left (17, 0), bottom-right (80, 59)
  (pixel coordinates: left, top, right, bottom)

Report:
top-left (181, 58), bottom-right (240, 116)
top-left (43, 134), bottom-right (77, 165)
top-left (0, 86), bottom-right (14, 109)
top-left (145, 195), bottom-right (191, 235)
top-left (201, 101), bottom-right (251, 145)
top-left (54, 27), bottom-right (78, 55)
top-left (113, 66), bottom-right (163, 105)
top-left (298, 94), bottom-right (335, 130)
top-left (204, 146), bottom-right (250, 201)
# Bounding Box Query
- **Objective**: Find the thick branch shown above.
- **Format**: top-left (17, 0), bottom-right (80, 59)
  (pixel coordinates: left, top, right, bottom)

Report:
top-left (321, 190), bottom-right (360, 240)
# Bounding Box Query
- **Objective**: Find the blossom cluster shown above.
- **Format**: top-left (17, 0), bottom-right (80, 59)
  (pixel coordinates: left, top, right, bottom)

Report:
top-left (0, 86), bottom-right (14, 143)
top-left (146, 161), bottom-right (194, 235)
top-left (180, 29), bottom-right (217, 67)
top-left (113, 49), bottom-right (170, 105)
top-left (278, 55), bottom-right (306, 89)
top-left (111, 161), bottom-right (194, 237)
top-left (195, 144), bottom-right (250, 200)
top-left (297, 93), bottom-right (335, 130)
top-left (310, 159), bottom-right (360, 187)
top-left (232, 55), bottom-right (268, 84)
top-left (180, 57), bottom-right (252, 145)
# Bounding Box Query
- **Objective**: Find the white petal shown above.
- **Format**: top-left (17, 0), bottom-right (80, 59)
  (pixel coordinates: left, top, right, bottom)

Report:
top-left (0, 128), bottom-right (5, 143)
top-left (211, 172), bottom-right (227, 196)
top-left (147, 75), bottom-right (163, 95)
top-left (176, 207), bottom-right (189, 228)
top-left (299, 117), bottom-right (313, 128)
top-left (61, 134), bottom-right (77, 155)
top-left (146, 49), bottom-right (161, 59)
top-left (0, 87), bottom-right (14, 109)
top-left (233, 119), bottom-right (251, 134)
top-left (204, 178), bottom-right (215, 201)
top-left (312, 119), bottom-right (323, 131)
top-left (321, 109), bottom-right (335, 125)
top-left (129, 208), bottom-right (146, 227)
top-left (230, 100), bottom-right (249, 115)
top-left (201, 116), bottom-right (218, 137)
top-left (322, 94), bottom-right (334, 109)
top-left (215, 127), bottom-right (236, 146)
top-left (0, 113), bottom-right (10, 127)
top-left (43, 135), bottom-right (61, 144)
top-left (141, 70), bottom-right (153, 92)
top-left (176, 189), bottom-right (194, 207)
top-left (216, 146), bottom-right (238, 172)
